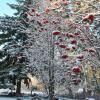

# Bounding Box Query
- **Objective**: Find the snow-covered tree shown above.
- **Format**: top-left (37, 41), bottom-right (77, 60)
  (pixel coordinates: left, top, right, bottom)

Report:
top-left (0, 0), bottom-right (100, 99)
top-left (22, 0), bottom-right (100, 99)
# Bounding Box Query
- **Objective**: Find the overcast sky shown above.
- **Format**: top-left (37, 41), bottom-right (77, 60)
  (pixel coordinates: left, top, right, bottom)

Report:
top-left (0, 0), bottom-right (17, 16)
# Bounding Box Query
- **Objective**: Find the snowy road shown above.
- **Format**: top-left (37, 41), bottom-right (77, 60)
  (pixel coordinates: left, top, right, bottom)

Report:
top-left (0, 97), bottom-right (77, 100)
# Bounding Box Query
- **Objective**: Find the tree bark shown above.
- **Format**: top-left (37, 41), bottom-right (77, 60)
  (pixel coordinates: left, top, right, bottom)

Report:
top-left (68, 87), bottom-right (73, 98)
top-left (48, 30), bottom-right (55, 100)
top-left (16, 79), bottom-right (21, 96)
top-left (49, 66), bottom-right (55, 100)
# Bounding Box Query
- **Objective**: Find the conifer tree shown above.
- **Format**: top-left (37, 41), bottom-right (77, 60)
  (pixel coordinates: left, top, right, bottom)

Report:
top-left (0, 0), bottom-right (32, 95)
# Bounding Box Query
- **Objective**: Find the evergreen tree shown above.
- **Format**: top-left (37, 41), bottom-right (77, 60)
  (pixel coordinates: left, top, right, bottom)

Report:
top-left (0, 0), bottom-right (32, 95)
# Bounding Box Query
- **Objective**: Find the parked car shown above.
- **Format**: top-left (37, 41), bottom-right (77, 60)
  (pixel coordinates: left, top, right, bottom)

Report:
top-left (0, 88), bottom-right (10, 95)
top-left (31, 91), bottom-right (48, 98)
top-left (0, 89), bottom-right (16, 96)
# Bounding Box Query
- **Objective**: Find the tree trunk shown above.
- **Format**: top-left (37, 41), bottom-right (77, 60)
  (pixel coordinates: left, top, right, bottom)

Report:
top-left (68, 87), bottom-right (73, 98)
top-left (48, 32), bottom-right (55, 100)
top-left (16, 79), bottom-right (21, 96)
top-left (49, 67), bottom-right (55, 100)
